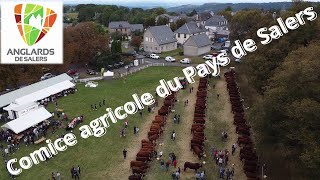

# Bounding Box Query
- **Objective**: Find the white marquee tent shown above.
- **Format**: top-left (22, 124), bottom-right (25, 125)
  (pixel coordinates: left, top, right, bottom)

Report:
top-left (14, 80), bottom-right (75, 105)
top-left (0, 73), bottom-right (73, 108)
top-left (1, 107), bottom-right (52, 134)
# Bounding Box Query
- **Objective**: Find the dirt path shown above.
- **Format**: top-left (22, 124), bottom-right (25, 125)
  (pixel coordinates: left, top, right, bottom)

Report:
top-left (144, 86), bottom-right (199, 180)
top-left (107, 103), bottom-right (163, 179)
top-left (176, 88), bottom-right (200, 179)
top-left (215, 77), bottom-right (246, 180)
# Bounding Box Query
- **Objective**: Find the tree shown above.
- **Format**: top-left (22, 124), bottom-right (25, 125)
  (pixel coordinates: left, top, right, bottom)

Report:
top-left (130, 36), bottom-right (142, 50)
top-left (170, 23), bottom-right (177, 31)
top-left (156, 16), bottom-right (169, 26)
top-left (225, 6), bottom-right (232, 12)
top-left (175, 18), bottom-right (187, 29)
top-left (64, 22), bottom-right (109, 65)
top-left (153, 7), bottom-right (166, 16)
top-left (188, 9), bottom-right (197, 17)
top-left (144, 17), bottom-right (155, 27)
top-left (111, 40), bottom-right (122, 53)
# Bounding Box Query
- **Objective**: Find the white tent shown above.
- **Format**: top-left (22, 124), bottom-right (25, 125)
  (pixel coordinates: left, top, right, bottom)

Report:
top-left (103, 71), bottom-right (114, 77)
top-left (0, 73), bottom-right (72, 108)
top-left (14, 80), bottom-right (75, 105)
top-left (1, 107), bottom-right (52, 134)
top-left (3, 102), bottom-right (38, 112)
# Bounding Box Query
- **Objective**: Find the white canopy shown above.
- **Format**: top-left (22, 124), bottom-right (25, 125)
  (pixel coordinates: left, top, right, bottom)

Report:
top-left (3, 102), bottom-right (38, 112)
top-left (104, 71), bottom-right (114, 77)
top-left (1, 107), bottom-right (52, 134)
top-left (14, 80), bottom-right (75, 105)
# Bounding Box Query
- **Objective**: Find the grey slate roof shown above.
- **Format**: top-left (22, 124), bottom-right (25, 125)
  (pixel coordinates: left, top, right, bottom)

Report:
top-left (0, 74), bottom-right (72, 108)
top-left (148, 25), bottom-right (177, 45)
top-left (130, 24), bottom-right (144, 32)
top-left (108, 21), bottom-right (131, 29)
top-left (205, 15), bottom-right (227, 27)
top-left (198, 12), bottom-right (213, 21)
top-left (174, 22), bottom-right (206, 34)
top-left (185, 34), bottom-right (211, 48)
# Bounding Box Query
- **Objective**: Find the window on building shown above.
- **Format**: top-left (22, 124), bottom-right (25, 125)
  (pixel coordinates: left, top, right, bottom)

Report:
top-left (161, 46), bottom-right (163, 50)
top-left (151, 47), bottom-right (152, 50)
top-left (150, 38), bottom-right (153, 42)
top-left (166, 45), bottom-right (168, 49)
top-left (155, 47), bottom-right (157, 50)
top-left (178, 33), bottom-right (180, 38)
top-left (184, 34), bottom-right (187, 38)
top-left (145, 37), bottom-right (149, 42)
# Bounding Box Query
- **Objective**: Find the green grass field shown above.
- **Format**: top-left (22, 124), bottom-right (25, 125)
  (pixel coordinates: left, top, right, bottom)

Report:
top-left (0, 67), bottom-right (185, 180)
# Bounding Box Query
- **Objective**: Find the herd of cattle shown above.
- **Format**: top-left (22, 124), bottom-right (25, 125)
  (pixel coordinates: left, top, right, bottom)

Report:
top-left (183, 77), bottom-right (211, 173)
top-left (128, 92), bottom-right (177, 180)
top-left (224, 70), bottom-right (259, 180)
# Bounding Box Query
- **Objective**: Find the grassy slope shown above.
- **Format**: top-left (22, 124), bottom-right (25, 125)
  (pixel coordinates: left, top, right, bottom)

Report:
top-left (0, 67), bottom-right (184, 180)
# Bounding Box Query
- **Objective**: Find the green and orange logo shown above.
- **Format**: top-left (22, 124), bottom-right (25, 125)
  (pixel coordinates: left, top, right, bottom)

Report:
top-left (14, 4), bottom-right (57, 46)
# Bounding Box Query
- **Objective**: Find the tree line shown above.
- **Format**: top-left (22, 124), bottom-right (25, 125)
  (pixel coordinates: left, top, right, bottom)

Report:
top-left (229, 1), bottom-right (320, 178)
top-left (65, 4), bottom-right (189, 31)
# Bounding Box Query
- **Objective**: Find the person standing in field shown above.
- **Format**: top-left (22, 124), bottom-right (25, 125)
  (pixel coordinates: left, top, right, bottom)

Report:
top-left (123, 148), bottom-right (127, 159)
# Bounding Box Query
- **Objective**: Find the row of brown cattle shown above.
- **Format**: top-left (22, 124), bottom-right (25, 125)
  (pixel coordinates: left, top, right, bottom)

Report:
top-left (224, 70), bottom-right (259, 180)
top-left (129, 92), bottom-right (177, 179)
top-left (190, 77), bottom-right (208, 163)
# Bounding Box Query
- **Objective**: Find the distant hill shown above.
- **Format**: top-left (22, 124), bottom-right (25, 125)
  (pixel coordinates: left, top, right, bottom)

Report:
top-left (166, 2), bottom-right (293, 13)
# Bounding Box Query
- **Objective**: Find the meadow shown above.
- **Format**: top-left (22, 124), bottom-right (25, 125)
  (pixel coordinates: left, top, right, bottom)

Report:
top-left (0, 67), bottom-right (184, 179)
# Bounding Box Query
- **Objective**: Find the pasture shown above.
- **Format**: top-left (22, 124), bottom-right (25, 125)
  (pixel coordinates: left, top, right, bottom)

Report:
top-left (0, 67), bottom-right (184, 179)
top-left (0, 66), bottom-right (246, 180)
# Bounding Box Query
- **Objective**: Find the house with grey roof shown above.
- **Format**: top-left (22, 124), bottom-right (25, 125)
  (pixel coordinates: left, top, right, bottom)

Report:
top-left (109, 21), bottom-right (144, 36)
top-left (183, 34), bottom-right (211, 56)
top-left (195, 12), bottom-right (214, 26)
top-left (174, 22), bottom-right (208, 45)
top-left (204, 15), bottom-right (229, 39)
top-left (143, 25), bottom-right (177, 53)
top-left (130, 24), bottom-right (144, 33)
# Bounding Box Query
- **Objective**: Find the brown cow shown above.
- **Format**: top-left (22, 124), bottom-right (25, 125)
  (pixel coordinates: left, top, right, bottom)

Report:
top-left (128, 174), bottom-right (143, 180)
top-left (130, 161), bottom-right (146, 168)
top-left (183, 162), bottom-right (202, 172)
top-left (193, 119), bottom-right (205, 124)
top-left (132, 167), bottom-right (146, 174)
top-left (136, 156), bottom-right (150, 162)
top-left (194, 132), bottom-right (205, 137)
top-left (191, 139), bottom-right (204, 145)
top-left (137, 151), bottom-right (152, 158)
top-left (148, 131), bottom-right (159, 137)
top-left (148, 134), bottom-right (159, 142)
top-left (243, 165), bottom-right (257, 173)
top-left (192, 146), bottom-right (203, 159)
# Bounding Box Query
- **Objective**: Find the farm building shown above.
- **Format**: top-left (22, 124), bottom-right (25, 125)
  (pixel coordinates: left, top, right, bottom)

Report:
top-left (183, 34), bottom-right (211, 56)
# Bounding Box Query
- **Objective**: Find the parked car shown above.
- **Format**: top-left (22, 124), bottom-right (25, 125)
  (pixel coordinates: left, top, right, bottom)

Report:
top-left (165, 56), bottom-right (176, 62)
top-left (180, 58), bottom-right (191, 64)
top-left (85, 81), bottom-right (98, 88)
top-left (107, 64), bottom-right (113, 70)
top-left (114, 63), bottom-right (121, 69)
top-left (87, 69), bottom-right (98, 75)
top-left (218, 50), bottom-right (227, 54)
top-left (119, 61), bottom-right (125, 66)
top-left (203, 54), bottom-right (213, 60)
top-left (66, 69), bottom-right (77, 76)
top-left (150, 54), bottom-right (160, 59)
top-left (40, 73), bottom-right (55, 81)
